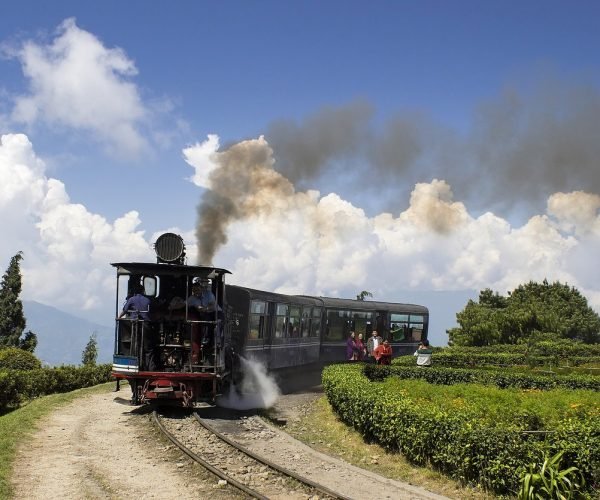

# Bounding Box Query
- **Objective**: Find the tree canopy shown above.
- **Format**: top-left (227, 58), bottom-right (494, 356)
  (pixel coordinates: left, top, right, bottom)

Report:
top-left (0, 252), bottom-right (38, 351)
top-left (447, 280), bottom-right (600, 346)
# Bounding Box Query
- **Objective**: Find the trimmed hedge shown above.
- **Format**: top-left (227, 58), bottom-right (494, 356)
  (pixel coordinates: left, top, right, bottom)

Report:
top-left (0, 364), bottom-right (113, 412)
top-left (0, 348), bottom-right (42, 371)
top-left (441, 342), bottom-right (600, 357)
top-left (393, 352), bottom-right (600, 369)
top-left (364, 364), bottom-right (600, 391)
top-left (323, 363), bottom-right (600, 495)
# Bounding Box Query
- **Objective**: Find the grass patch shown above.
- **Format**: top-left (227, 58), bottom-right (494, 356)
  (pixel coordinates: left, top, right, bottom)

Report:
top-left (282, 396), bottom-right (495, 499)
top-left (0, 381), bottom-right (116, 499)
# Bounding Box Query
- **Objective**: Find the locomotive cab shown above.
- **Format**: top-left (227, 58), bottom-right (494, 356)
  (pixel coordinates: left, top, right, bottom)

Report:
top-left (111, 233), bottom-right (232, 406)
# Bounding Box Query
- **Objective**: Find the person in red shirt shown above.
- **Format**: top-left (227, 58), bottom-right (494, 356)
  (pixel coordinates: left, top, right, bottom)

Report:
top-left (374, 339), bottom-right (393, 365)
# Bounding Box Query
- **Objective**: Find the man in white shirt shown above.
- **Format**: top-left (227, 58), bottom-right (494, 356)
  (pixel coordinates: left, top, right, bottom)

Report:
top-left (366, 330), bottom-right (383, 363)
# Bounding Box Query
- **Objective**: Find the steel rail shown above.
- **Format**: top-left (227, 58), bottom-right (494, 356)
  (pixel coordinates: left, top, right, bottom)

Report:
top-left (151, 411), bottom-right (268, 500)
top-left (193, 412), bottom-right (351, 500)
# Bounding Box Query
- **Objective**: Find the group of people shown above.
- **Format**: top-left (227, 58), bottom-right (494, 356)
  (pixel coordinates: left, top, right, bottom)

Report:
top-left (346, 331), bottom-right (433, 367)
top-left (346, 330), bottom-right (393, 365)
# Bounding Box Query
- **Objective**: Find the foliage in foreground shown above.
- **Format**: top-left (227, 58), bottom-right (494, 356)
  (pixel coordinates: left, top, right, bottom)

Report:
top-left (322, 363), bottom-right (600, 495)
top-left (518, 451), bottom-right (585, 500)
top-left (0, 364), bottom-right (112, 412)
top-left (448, 281), bottom-right (600, 346)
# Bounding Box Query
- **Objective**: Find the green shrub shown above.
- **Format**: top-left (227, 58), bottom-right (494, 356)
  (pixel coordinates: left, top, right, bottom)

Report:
top-left (0, 348), bottom-right (41, 370)
top-left (393, 351), bottom-right (600, 369)
top-left (518, 451), bottom-right (585, 499)
top-left (364, 364), bottom-right (600, 391)
top-left (0, 364), bottom-right (112, 412)
top-left (323, 363), bottom-right (600, 495)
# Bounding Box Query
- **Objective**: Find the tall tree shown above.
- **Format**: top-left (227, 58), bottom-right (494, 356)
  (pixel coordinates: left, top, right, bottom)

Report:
top-left (448, 280), bottom-right (600, 346)
top-left (82, 333), bottom-right (98, 366)
top-left (0, 252), bottom-right (37, 350)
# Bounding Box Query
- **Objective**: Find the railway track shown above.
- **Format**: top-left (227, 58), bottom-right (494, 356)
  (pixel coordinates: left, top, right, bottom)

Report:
top-left (152, 409), bottom-right (349, 500)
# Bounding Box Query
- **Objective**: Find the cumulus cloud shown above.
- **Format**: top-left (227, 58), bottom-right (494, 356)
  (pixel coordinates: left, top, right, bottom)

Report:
top-left (6, 18), bottom-right (148, 157)
top-left (547, 191), bottom-right (600, 235)
top-left (0, 133), bottom-right (153, 320)
top-left (186, 134), bottom-right (600, 312)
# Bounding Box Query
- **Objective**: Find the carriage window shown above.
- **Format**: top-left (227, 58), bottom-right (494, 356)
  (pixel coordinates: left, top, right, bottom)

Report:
top-left (289, 306), bottom-right (301, 337)
top-left (390, 313), bottom-right (409, 323)
top-left (274, 303), bottom-right (288, 338)
top-left (301, 307), bottom-right (311, 337)
top-left (325, 309), bottom-right (352, 340)
top-left (390, 313), bottom-right (410, 341)
top-left (249, 315), bottom-right (264, 340)
top-left (249, 300), bottom-right (267, 340)
top-left (251, 300), bottom-right (266, 314)
top-left (311, 307), bottom-right (322, 337)
top-left (410, 327), bottom-right (424, 342)
top-left (352, 310), bottom-right (373, 337)
top-left (410, 314), bottom-right (425, 324)
top-left (388, 313), bottom-right (426, 342)
top-left (409, 314), bottom-right (425, 342)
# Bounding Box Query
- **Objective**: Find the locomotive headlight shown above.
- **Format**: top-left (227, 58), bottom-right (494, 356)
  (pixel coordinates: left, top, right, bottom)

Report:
top-left (154, 232), bottom-right (186, 264)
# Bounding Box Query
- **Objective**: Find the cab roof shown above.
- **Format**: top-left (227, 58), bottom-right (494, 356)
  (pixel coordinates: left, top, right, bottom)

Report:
top-left (111, 262), bottom-right (231, 280)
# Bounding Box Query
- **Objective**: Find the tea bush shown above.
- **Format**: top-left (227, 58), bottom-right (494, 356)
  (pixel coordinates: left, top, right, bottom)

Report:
top-left (364, 364), bottom-right (600, 391)
top-left (323, 363), bottom-right (600, 495)
top-left (393, 352), bottom-right (599, 369)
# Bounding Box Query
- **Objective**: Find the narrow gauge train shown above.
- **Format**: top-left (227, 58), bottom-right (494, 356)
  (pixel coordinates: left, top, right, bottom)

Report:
top-left (112, 233), bottom-right (429, 406)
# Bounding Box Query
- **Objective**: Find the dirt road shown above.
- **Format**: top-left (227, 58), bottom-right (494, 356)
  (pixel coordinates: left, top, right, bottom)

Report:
top-left (11, 388), bottom-right (446, 499)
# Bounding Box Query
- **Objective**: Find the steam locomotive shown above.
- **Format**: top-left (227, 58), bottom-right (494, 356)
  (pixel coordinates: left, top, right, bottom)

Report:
top-left (112, 233), bottom-right (429, 406)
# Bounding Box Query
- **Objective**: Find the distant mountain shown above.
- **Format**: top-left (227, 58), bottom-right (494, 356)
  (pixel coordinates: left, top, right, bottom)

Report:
top-left (23, 301), bottom-right (113, 366)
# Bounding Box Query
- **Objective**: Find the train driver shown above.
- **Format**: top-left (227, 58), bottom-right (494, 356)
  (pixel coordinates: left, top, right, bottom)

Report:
top-left (119, 282), bottom-right (150, 320)
top-left (186, 278), bottom-right (217, 313)
top-left (186, 278), bottom-right (222, 362)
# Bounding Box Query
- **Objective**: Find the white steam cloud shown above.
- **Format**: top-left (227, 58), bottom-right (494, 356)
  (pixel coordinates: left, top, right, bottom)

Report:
top-left (217, 357), bottom-right (280, 410)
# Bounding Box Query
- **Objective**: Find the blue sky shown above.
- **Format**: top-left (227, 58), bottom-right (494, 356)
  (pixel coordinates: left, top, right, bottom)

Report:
top-left (1, 1), bottom-right (600, 341)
